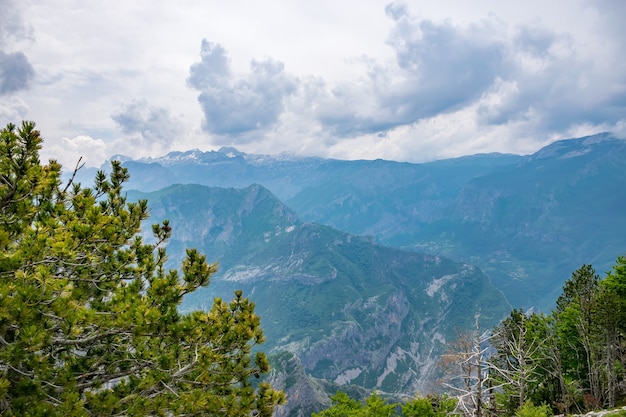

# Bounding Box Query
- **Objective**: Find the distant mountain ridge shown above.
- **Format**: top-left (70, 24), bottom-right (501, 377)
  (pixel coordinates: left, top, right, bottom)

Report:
top-left (92, 132), bottom-right (626, 311)
top-left (104, 146), bottom-right (523, 200)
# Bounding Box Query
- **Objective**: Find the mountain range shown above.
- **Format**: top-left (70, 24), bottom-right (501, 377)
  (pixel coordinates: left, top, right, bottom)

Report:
top-left (126, 183), bottom-right (507, 390)
top-left (79, 132), bottom-right (626, 310)
top-left (69, 132), bottom-right (626, 416)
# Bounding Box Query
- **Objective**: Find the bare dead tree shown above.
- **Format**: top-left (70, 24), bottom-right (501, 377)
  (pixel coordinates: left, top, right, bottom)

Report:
top-left (441, 313), bottom-right (502, 417)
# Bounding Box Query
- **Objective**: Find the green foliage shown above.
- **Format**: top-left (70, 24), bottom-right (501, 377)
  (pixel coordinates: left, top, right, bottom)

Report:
top-left (489, 309), bottom-right (557, 416)
top-left (553, 264), bottom-right (613, 410)
top-left (603, 256), bottom-right (626, 332)
top-left (363, 393), bottom-right (397, 417)
top-left (0, 122), bottom-right (285, 415)
top-left (487, 258), bottom-right (626, 416)
top-left (401, 398), bottom-right (435, 417)
top-left (514, 401), bottom-right (552, 417)
top-left (312, 391), bottom-right (398, 417)
top-left (401, 395), bottom-right (457, 417)
top-left (314, 392), bottom-right (458, 417)
top-left (313, 391), bottom-right (366, 416)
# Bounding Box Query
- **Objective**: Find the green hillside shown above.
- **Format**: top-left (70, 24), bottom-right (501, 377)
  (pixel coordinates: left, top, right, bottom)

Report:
top-left (128, 184), bottom-right (510, 399)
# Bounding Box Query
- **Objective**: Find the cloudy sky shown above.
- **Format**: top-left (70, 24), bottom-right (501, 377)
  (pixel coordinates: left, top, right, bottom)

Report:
top-left (1, 0), bottom-right (625, 168)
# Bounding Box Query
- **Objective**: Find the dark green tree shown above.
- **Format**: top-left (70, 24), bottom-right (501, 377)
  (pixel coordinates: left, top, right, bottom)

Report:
top-left (487, 259), bottom-right (626, 414)
top-left (0, 122), bottom-right (285, 415)
top-left (401, 395), bottom-right (457, 417)
top-left (513, 400), bottom-right (552, 417)
top-left (313, 392), bottom-right (457, 417)
top-left (602, 256), bottom-right (626, 335)
top-left (554, 264), bottom-right (601, 408)
top-left (597, 255), bottom-right (626, 408)
top-left (312, 392), bottom-right (367, 417)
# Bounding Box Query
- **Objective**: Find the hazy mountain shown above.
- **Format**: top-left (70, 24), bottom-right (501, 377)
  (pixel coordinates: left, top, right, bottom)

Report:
top-left (127, 183), bottom-right (510, 415)
top-left (284, 133), bottom-right (626, 308)
top-left (96, 147), bottom-right (521, 200)
top-left (100, 132), bottom-right (626, 310)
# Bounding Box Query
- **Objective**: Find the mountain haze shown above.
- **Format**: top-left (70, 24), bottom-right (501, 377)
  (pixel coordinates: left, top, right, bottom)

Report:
top-left (96, 132), bottom-right (626, 310)
top-left (127, 184), bottom-right (509, 399)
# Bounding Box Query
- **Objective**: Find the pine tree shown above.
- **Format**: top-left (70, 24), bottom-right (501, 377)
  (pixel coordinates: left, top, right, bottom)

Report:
top-left (313, 392), bottom-right (457, 417)
top-left (554, 264), bottom-right (602, 408)
top-left (0, 121), bottom-right (285, 415)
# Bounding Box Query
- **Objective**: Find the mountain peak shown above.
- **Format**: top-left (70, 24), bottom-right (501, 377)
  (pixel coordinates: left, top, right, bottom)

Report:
top-left (217, 147), bottom-right (246, 158)
top-left (109, 154), bottom-right (134, 163)
top-left (530, 132), bottom-right (624, 160)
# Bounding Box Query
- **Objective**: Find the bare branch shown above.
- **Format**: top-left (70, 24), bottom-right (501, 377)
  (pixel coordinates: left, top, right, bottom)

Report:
top-left (61, 156), bottom-right (85, 195)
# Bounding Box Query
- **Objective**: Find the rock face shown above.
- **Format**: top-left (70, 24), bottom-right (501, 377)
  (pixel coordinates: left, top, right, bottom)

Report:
top-left (127, 183), bottom-right (510, 414)
top-left (266, 352), bottom-right (333, 417)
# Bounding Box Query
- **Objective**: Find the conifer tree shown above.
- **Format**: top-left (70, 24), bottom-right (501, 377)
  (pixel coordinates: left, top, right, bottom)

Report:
top-left (554, 264), bottom-right (602, 408)
top-left (312, 392), bottom-right (457, 417)
top-left (0, 121), bottom-right (285, 415)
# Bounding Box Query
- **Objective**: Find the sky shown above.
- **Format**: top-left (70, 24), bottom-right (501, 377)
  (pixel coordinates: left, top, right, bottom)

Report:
top-left (1, 0), bottom-right (625, 168)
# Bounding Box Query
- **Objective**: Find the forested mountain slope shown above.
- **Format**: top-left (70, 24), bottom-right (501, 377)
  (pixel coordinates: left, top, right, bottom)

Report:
top-left (127, 184), bottom-right (509, 398)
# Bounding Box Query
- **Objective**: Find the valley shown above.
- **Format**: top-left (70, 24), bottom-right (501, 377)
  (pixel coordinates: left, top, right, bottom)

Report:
top-left (73, 132), bottom-right (626, 416)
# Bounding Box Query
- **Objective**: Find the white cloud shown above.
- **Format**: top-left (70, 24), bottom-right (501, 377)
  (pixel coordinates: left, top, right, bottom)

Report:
top-left (0, 0), bottom-right (32, 48)
top-left (42, 135), bottom-right (108, 168)
top-left (0, 0), bottom-right (623, 166)
top-left (112, 99), bottom-right (185, 145)
top-left (0, 0), bottom-right (34, 95)
top-left (188, 40), bottom-right (297, 139)
top-left (0, 95), bottom-right (28, 123)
